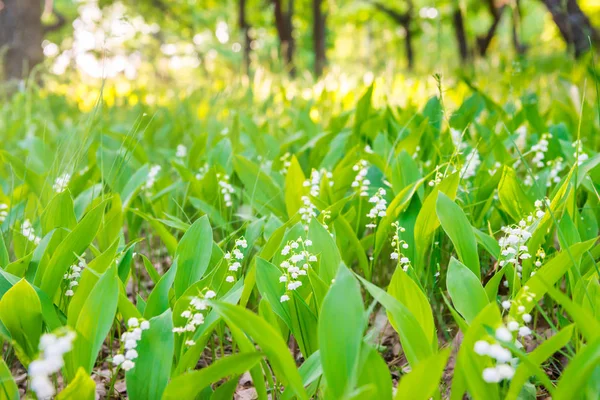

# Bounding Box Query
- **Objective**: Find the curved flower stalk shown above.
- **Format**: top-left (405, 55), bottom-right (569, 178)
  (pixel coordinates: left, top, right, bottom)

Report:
top-left (389, 222), bottom-right (411, 272)
top-left (279, 237), bottom-right (316, 302)
top-left (299, 196), bottom-right (318, 231)
top-left (223, 237), bottom-right (248, 283)
top-left (112, 318), bottom-right (150, 371)
top-left (29, 329), bottom-right (76, 399)
top-left (172, 289), bottom-right (216, 346)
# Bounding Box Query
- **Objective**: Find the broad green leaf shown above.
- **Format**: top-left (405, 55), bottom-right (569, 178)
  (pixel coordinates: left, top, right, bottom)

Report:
top-left (437, 192), bottom-right (480, 277)
top-left (210, 302), bottom-right (308, 400)
top-left (498, 167), bottom-right (534, 222)
top-left (56, 368), bottom-right (95, 400)
top-left (0, 357), bottom-right (18, 400)
top-left (126, 310), bottom-right (174, 400)
top-left (0, 279), bottom-right (42, 365)
top-left (66, 266), bottom-right (119, 379)
top-left (174, 215), bottom-right (213, 298)
top-left (163, 352), bottom-right (264, 400)
top-left (38, 200), bottom-right (108, 299)
top-left (395, 348), bottom-right (450, 400)
top-left (41, 191), bottom-right (76, 235)
top-left (319, 267), bottom-right (365, 399)
top-left (284, 156), bottom-right (306, 218)
top-left (446, 258), bottom-right (489, 323)
top-left (357, 274), bottom-right (433, 366)
top-left (308, 218), bottom-right (341, 284)
top-left (144, 262), bottom-right (178, 319)
top-left (553, 337), bottom-right (600, 399)
top-left (388, 267), bottom-right (436, 346)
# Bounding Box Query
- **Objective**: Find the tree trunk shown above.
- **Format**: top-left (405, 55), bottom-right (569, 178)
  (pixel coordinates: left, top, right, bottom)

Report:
top-left (370, 2), bottom-right (414, 70)
top-left (452, 7), bottom-right (469, 63)
top-left (0, 0), bottom-right (44, 81)
top-left (511, 0), bottom-right (527, 54)
top-left (239, 0), bottom-right (251, 76)
top-left (404, 23), bottom-right (414, 70)
top-left (312, 0), bottom-right (326, 77)
top-left (477, 1), bottom-right (505, 56)
top-left (541, 0), bottom-right (599, 57)
top-left (273, 0), bottom-right (295, 77)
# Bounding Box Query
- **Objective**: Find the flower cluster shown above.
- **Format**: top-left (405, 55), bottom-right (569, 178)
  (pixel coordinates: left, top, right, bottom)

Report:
top-left (546, 157), bottom-right (565, 187)
top-left (144, 165), bottom-right (161, 190)
top-left (52, 173), bottom-right (71, 193)
top-left (0, 204), bottom-right (7, 223)
top-left (450, 128), bottom-right (467, 150)
top-left (63, 259), bottom-right (85, 297)
top-left (279, 238), bottom-right (316, 302)
top-left (460, 149), bottom-right (480, 180)
top-left (351, 160), bottom-right (370, 197)
top-left (530, 248), bottom-right (546, 277)
top-left (530, 133), bottom-right (550, 168)
top-left (428, 168), bottom-right (445, 187)
top-left (365, 188), bottom-right (387, 229)
top-left (280, 152), bottom-right (292, 175)
top-left (172, 290), bottom-right (216, 346)
top-left (489, 161), bottom-right (502, 176)
top-left (501, 286), bottom-right (536, 323)
top-left (572, 140), bottom-right (589, 166)
top-left (217, 173), bottom-right (234, 207)
top-left (299, 196), bottom-right (318, 230)
top-left (303, 168), bottom-right (333, 197)
top-left (176, 144), bottom-right (187, 158)
top-left (223, 237), bottom-right (248, 283)
top-left (498, 200), bottom-right (545, 279)
top-left (112, 318), bottom-right (150, 371)
top-left (389, 222), bottom-right (411, 271)
top-left (473, 326), bottom-right (516, 383)
top-left (22, 219), bottom-right (41, 245)
top-left (29, 330), bottom-right (76, 399)
top-left (195, 163), bottom-right (209, 180)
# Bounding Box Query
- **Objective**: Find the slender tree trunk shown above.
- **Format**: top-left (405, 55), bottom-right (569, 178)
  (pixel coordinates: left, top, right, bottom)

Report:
top-left (404, 23), bottom-right (414, 70)
top-left (511, 0), bottom-right (527, 54)
top-left (477, 1), bottom-right (505, 56)
top-left (452, 7), bottom-right (469, 63)
top-left (312, 0), bottom-right (326, 77)
top-left (239, 0), bottom-right (251, 75)
top-left (0, 0), bottom-right (44, 81)
top-left (273, 0), bottom-right (295, 76)
top-left (370, 2), bottom-right (414, 70)
top-left (541, 0), bottom-right (599, 57)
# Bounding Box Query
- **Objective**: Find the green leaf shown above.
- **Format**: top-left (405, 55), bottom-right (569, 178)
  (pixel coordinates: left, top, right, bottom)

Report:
top-left (319, 267), bottom-right (365, 399)
top-left (56, 368), bottom-right (95, 400)
top-left (163, 352), bottom-right (264, 400)
top-left (210, 302), bottom-right (308, 400)
top-left (395, 348), bottom-right (450, 400)
top-left (144, 262), bottom-right (177, 319)
top-left (41, 191), bottom-right (76, 236)
top-left (553, 337), bottom-right (600, 399)
top-left (498, 167), bottom-right (534, 222)
top-left (308, 218), bottom-right (341, 284)
top-left (446, 258), bottom-right (489, 324)
top-left (506, 325), bottom-right (574, 400)
top-left (356, 274), bottom-right (433, 366)
top-left (388, 267), bottom-right (436, 347)
top-left (511, 239), bottom-right (595, 317)
top-left (284, 156), bottom-right (306, 218)
top-left (65, 266), bottom-right (119, 379)
top-left (436, 192), bottom-right (480, 277)
top-left (0, 357), bottom-right (19, 400)
top-left (174, 215), bottom-right (213, 298)
top-left (0, 279), bottom-right (42, 365)
top-left (37, 200), bottom-right (108, 299)
top-left (356, 344), bottom-right (393, 400)
top-left (126, 310), bottom-right (174, 400)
